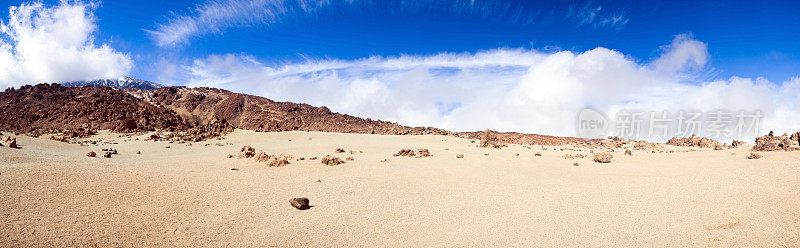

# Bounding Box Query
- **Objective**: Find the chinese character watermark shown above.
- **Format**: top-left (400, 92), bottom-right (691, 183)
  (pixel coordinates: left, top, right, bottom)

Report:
top-left (577, 109), bottom-right (763, 141)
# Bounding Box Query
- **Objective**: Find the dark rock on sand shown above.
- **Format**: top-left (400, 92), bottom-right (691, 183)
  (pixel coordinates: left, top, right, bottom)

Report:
top-left (289, 197), bottom-right (310, 210)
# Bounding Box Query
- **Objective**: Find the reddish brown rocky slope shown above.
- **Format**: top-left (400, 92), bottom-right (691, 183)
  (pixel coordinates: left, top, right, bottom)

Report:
top-left (0, 84), bottom-right (450, 136)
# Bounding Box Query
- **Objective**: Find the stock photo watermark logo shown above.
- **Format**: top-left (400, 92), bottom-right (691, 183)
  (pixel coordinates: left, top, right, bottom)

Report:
top-left (577, 109), bottom-right (763, 141)
top-left (577, 109), bottom-right (610, 139)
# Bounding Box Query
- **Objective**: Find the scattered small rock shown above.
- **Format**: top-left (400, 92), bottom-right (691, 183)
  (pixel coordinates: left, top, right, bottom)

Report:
top-left (238, 146), bottom-right (256, 159)
top-left (86, 151), bottom-right (96, 157)
top-left (345, 156), bottom-right (354, 161)
top-left (231, 168), bottom-right (239, 171)
top-left (102, 152), bottom-right (112, 158)
top-left (573, 162), bottom-right (579, 166)
top-left (289, 197), bottom-right (310, 210)
top-left (456, 154), bottom-right (464, 158)
top-left (253, 150), bottom-right (271, 162)
top-left (394, 149), bottom-right (415, 157)
top-left (321, 155), bottom-right (344, 166)
top-left (335, 148), bottom-right (346, 153)
top-left (593, 152), bottom-right (613, 163)
top-left (0, 135), bottom-right (17, 148)
top-left (268, 157), bottom-right (290, 167)
top-left (624, 149), bottom-right (632, 156)
top-left (746, 153), bottom-right (763, 159)
top-left (534, 152), bottom-right (542, 156)
top-left (416, 149), bottom-right (432, 157)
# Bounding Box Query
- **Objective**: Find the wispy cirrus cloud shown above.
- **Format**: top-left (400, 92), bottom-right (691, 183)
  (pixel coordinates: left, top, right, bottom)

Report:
top-left (566, 2), bottom-right (629, 29)
top-left (145, 0), bottom-right (306, 47)
top-left (146, 0), bottom-right (538, 47)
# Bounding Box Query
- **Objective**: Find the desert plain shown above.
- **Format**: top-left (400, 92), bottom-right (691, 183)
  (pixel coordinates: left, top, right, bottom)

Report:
top-left (1, 130), bottom-right (799, 247)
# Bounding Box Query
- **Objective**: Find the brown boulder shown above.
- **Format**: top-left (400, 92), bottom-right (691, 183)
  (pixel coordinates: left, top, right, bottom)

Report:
top-left (746, 153), bottom-right (763, 159)
top-left (321, 155), bottom-right (344, 166)
top-left (394, 149), bottom-right (416, 157)
top-left (593, 152), bottom-right (613, 163)
top-left (289, 197), bottom-right (310, 210)
top-left (253, 150), bottom-right (271, 162)
top-left (416, 149), bottom-right (432, 158)
top-left (268, 157), bottom-right (290, 167)
top-left (0, 136), bottom-right (17, 148)
top-left (87, 151), bottom-right (96, 157)
top-left (238, 145), bottom-right (256, 158)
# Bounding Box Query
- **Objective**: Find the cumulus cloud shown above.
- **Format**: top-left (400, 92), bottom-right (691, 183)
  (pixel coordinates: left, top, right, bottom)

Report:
top-left (0, 1), bottom-right (132, 88)
top-left (171, 34), bottom-right (800, 142)
top-left (652, 34), bottom-right (709, 73)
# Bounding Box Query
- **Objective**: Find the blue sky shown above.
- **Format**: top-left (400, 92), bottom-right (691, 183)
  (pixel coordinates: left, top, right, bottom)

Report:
top-left (8, 0), bottom-right (797, 82)
top-left (1, 0), bottom-right (799, 138)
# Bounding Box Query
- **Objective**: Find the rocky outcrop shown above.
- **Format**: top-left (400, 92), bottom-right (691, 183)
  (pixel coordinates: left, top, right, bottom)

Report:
top-left (666, 135), bottom-right (723, 148)
top-left (393, 148), bottom-right (432, 158)
top-left (752, 132), bottom-right (798, 151)
top-left (174, 117), bottom-right (234, 142)
top-left (477, 129), bottom-right (504, 149)
top-left (321, 155), bottom-right (344, 166)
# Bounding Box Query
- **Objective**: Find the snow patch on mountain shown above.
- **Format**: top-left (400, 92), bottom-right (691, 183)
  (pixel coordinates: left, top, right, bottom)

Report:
top-left (61, 77), bottom-right (164, 90)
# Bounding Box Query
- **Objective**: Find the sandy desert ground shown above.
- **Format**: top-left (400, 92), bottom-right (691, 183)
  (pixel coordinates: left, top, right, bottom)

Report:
top-left (1, 130), bottom-right (799, 247)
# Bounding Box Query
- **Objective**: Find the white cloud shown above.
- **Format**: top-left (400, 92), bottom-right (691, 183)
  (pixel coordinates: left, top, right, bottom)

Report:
top-left (0, 1), bottom-right (132, 88)
top-left (173, 34), bottom-right (800, 142)
top-left (652, 34), bottom-right (709, 73)
top-left (146, 0), bottom-right (299, 47)
top-left (147, 0), bottom-right (537, 46)
top-left (566, 2), bottom-right (629, 29)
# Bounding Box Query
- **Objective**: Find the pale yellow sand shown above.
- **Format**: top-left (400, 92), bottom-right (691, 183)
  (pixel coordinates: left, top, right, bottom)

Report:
top-left (1, 130), bottom-right (799, 247)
